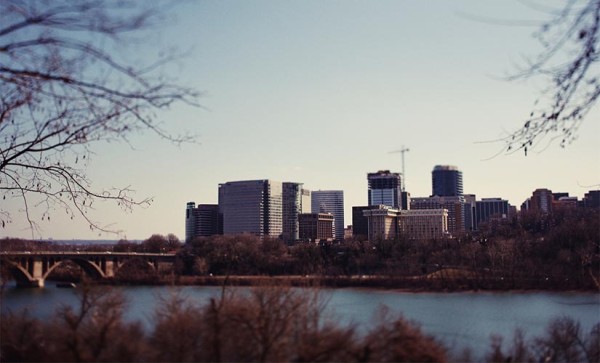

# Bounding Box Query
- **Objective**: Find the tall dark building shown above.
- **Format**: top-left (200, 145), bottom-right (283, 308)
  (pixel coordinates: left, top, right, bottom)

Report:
top-left (352, 206), bottom-right (371, 239)
top-left (583, 190), bottom-right (600, 209)
top-left (475, 198), bottom-right (509, 230)
top-left (282, 182), bottom-right (304, 243)
top-left (367, 170), bottom-right (402, 209)
top-left (432, 165), bottom-right (463, 197)
top-left (185, 202), bottom-right (222, 242)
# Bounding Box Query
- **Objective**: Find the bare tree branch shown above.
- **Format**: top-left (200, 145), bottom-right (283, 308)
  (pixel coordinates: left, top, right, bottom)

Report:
top-left (0, 0), bottom-right (199, 237)
top-left (503, 0), bottom-right (599, 155)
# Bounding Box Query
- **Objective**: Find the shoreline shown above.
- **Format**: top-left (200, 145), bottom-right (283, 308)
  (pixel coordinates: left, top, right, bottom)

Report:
top-left (99, 275), bottom-right (600, 294)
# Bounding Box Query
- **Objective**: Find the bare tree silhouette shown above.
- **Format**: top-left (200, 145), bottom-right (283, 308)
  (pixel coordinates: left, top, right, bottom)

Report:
top-left (0, 0), bottom-right (199, 235)
top-left (505, 0), bottom-right (599, 155)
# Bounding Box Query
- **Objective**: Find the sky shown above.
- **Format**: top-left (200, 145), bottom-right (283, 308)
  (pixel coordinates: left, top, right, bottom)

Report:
top-left (3, 0), bottom-right (600, 241)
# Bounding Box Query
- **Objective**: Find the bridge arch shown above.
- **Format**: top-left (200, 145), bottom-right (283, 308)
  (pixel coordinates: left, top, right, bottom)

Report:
top-left (2, 260), bottom-right (35, 286)
top-left (42, 258), bottom-right (106, 280)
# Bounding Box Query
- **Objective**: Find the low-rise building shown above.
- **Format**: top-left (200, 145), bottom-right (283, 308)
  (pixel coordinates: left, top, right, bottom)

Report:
top-left (363, 206), bottom-right (399, 241)
top-left (298, 213), bottom-right (334, 242)
top-left (398, 209), bottom-right (448, 240)
top-left (362, 206), bottom-right (448, 241)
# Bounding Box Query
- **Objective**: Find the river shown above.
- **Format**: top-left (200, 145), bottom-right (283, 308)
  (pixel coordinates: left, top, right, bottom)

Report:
top-left (1, 282), bottom-right (598, 359)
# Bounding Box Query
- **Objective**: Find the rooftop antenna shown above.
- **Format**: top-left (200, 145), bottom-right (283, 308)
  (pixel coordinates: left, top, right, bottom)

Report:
top-left (388, 146), bottom-right (410, 191)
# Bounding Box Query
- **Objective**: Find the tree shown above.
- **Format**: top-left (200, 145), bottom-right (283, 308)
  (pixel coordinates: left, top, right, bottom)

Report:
top-left (0, 1), bottom-right (198, 235)
top-left (504, 0), bottom-right (599, 155)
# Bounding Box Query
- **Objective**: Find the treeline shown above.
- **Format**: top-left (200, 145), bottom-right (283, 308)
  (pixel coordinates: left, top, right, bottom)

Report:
top-left (179, 207), bottom-right (599, 290)
top-left (2, 207), bottom-right (598, 290)
top-left (0, 234), bottom-right (181, 254)
top-left (1, 284), bottom-right (598, 363)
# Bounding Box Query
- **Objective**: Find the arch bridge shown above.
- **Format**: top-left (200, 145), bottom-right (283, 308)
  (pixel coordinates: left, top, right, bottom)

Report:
top-left (0, 251), bottom-right (176, 287)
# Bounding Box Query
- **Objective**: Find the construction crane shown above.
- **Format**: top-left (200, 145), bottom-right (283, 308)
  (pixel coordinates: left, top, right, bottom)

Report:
top-left (388, 146), bottom-right (410, 191)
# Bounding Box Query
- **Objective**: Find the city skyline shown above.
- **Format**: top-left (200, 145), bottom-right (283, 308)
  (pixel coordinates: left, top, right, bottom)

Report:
top-left (2, 0), bottom-right (599, 240)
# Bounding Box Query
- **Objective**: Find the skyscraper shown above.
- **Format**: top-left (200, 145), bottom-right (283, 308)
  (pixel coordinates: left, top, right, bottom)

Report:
top-left (311, 190), bottom-right (344, 240)
top-left (367, 170), bottom-right (402, 209)
top-left (432, 165), bottom-right (463, 197)
top-left (185, 202), bottom-right (196, 242)
top-left (282, 182), bottom-right (305, 243)
top-left (530, 188), bottom-right (553, 213)
top-left (218, 180), bottom-right (283, 238)
top-left (185, 202), bottom-right (222, 242)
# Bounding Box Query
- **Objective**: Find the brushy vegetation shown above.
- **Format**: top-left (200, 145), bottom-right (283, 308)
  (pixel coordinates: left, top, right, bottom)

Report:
top-left (1, 284), bottom-right (448, 362)
top-left (1, 284), bottom-right (598, 363)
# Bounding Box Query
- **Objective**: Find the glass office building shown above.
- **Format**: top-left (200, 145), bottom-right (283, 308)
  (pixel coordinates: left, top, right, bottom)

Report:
top-left (218, 180), bottom-right (283, 238)
top-left (311, 190), bottom-right (344, 240)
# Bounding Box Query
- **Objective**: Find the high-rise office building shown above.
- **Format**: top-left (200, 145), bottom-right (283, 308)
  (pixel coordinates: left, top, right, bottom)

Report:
top-left (185, 202), bottom-right (197, 242)
top-left (432, 165), bottom-right (463, 197)
top-left (352, 206), bottom-right (371, 239)
top-left (311, 190), bottom-right (344, 240)
top-left (218, 180), bottom-right (283, 238)
top-left (282, 182), bottom-right (306, 243)
top-left (185, 202), bottom-right (222, 242)
top-left (367, 170), bottom-right (402, 209)
top-left (463, 194), bottom-right (477, 232)
top-left (301, 188), bottom-right (311, 213)
top-left (530, 188), bottom-right (553, 214)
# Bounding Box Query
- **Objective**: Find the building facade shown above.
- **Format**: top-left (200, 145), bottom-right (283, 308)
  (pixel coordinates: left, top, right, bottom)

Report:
top-left (185, 202), bottom-right (222, 242)
top-left (282, 182), bottom-right (303, 243)
top-left (363, 206), bottom-right (399, 241)
top-left (398, 209), bottom-right (448, 240)
top-left (463, 194), bottom-right (477, 232)
top-left (411, 195), bottom-right (466, 236)
top-left (583, 190), bottom-right (600, 209)
top-left (218, 180), bottom-right (283, 238)
top-left (311, 190), bottom-right (344, 240)
top-left (530, 188), bottom-right (553, 214)
top-left (432, 165), bottom-right (463, 197)
top-left (475, 198), bottom-right (509, 230)
top-left (362, 206), bottom-right (448, 241)
top-left (367, 170), bottom-right (402, 209)
top-left (298, 213), bottom-right (334, 242)
top-left (352, 206), bottom-right (371, 239)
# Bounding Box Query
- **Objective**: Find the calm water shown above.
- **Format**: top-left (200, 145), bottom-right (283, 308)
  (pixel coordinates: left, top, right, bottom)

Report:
top-left (2, 283), bottom-right (599, 358)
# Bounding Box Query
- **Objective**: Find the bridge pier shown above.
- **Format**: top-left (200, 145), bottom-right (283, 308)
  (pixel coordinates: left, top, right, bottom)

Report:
top-left (16, 279), bottom-right (45, 288)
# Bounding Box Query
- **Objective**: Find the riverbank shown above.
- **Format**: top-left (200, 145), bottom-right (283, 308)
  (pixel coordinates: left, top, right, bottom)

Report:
top-left (103, 274), bottom-right (599, 293)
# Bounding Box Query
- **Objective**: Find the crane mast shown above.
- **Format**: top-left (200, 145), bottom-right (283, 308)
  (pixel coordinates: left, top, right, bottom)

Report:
top-left (388, 146), bottom-right (410, 192)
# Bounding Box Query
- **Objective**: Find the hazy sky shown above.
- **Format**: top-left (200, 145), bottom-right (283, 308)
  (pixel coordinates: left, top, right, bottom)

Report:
top-left (4, 0), bottom-right (599, 241)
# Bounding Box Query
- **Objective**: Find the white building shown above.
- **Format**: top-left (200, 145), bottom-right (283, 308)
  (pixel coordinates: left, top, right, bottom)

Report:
top-left (363, 206), bottom-right (448, 241)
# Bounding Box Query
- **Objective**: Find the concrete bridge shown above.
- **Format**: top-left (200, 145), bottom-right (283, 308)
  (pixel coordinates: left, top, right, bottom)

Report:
top-left (0, 251), bottom-right (176, 287)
